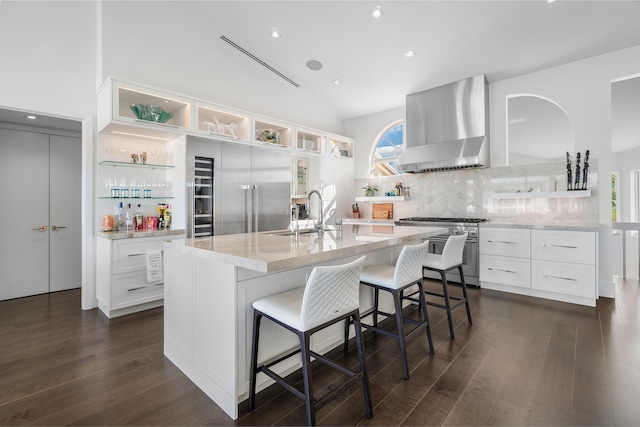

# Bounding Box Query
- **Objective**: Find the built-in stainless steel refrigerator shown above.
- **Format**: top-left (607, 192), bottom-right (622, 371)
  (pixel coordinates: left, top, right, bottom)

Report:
top-left (186, 137), bottom-right (291, 237)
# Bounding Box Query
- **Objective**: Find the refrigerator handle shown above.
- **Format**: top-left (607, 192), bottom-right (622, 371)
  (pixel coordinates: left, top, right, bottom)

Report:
top-left (187, 182), bottom-right (195, 244)
top-left (253, 185), bottom-right (259, 233)
top-left (242, 184), bottom-right (254, 233)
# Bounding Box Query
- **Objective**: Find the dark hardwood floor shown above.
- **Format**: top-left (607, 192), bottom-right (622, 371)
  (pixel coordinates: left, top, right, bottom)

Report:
top-left (2, 278), bottom-right (640, 426)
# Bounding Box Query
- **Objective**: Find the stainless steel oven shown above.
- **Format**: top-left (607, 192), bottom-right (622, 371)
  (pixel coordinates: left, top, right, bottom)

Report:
top-left (396, 217), bottom-right (487, 286)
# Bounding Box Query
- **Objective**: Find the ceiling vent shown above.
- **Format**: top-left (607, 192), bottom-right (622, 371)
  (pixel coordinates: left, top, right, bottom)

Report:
top-left (219, 35), bottom-right (300, 88)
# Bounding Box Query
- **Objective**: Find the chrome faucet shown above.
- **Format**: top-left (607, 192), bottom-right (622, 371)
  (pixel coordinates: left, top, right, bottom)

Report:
top-left (307, 190), bottom-right (324, 233)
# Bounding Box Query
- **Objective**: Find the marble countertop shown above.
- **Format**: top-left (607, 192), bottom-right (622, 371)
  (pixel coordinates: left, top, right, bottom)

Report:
top-left (96, 228), bottom-right (185, 240)
top-left (481, 222), bottom-right (600, 232)
top-left (165, 224), bottom-right (447, 273)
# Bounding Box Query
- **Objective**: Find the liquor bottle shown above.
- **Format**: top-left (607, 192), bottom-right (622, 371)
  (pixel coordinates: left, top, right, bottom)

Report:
top-left (116, 202), bottom-right (124, 231)
top-left (125, 203), bottom-right (133, 230)
top-left (134, 204), bottom-right (144, 230)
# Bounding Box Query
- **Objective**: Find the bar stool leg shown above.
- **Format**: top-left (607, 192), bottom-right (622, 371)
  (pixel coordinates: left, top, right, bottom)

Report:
top-left (459, 266), bottom-right (473, 325)
top-left (299, 331), bottom-right (315, 426)
top-left (440, 271), bottom-right (455, 340)
top-left (417, 281), bottom-right (434, 354)
top-left (373, 287), bottom-right (380, 330)
top-left (248, 310), bottom-right (262, 412)
top-left (392, 290), bottom-right (410, 380)
top-left (352, 314), bottom-right (373, 418)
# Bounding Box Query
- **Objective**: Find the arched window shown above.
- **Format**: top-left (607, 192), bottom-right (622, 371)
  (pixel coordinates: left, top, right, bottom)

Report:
top-left (369, 120), bottom-right (404, 177)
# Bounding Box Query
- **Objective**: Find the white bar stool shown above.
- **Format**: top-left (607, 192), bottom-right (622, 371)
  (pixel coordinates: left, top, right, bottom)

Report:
top-left (410, 232), bottom-right (472, 340)
top-left (350, 240), bottom-right (434, 380)
top-left (248, 256), bottom-right (372, 426)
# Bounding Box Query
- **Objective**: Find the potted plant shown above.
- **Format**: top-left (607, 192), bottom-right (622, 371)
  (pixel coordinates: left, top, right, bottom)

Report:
top-left (361, 183), bottom-right (379, 197)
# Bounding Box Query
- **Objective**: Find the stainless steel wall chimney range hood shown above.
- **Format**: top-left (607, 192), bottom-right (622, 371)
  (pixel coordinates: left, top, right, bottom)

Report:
top-left (397, 74), bottom-right (489, 173)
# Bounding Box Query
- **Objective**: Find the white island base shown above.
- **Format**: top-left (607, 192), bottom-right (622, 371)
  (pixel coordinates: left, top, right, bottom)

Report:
top-left (163, 224), bottom-right (446, 419)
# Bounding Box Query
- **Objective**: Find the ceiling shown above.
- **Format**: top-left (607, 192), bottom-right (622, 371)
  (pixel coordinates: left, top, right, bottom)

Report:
top-left (201, 0), bottom-right (640, 120)
top-left (2, 1), bottom-right (640, 131)
top-left (0, 107), bottom-right (81, 133)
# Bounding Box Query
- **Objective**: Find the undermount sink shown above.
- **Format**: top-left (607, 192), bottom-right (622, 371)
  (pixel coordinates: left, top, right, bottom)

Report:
top-left (266, 227), bottom-right (335, 237)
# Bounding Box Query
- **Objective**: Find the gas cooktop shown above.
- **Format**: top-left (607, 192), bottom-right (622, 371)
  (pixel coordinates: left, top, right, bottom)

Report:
top-left (398, 217), bottom-right (488, 223)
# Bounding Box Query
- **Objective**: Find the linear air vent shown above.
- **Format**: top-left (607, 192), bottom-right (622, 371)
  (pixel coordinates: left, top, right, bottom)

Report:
top-left (220, 35), bottom-right (300, 88)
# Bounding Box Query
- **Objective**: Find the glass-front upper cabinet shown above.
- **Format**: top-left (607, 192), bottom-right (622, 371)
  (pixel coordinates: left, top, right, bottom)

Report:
top-left (98, 79), bottom-right (192, 135)
top-left (195, 102), bottom-right (250, 141)
top-left (292, 157), bottom-right (308, 198)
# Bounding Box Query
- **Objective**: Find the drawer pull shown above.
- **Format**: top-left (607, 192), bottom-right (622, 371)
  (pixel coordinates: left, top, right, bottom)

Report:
top-left (542, 244), bottom-right (578, 249)
top-left (128, 283), bottom-right (164, 292)
top-left (127, 251), bottom-right (164, 257)
top-left (487, 240), bottom-right (516, 244)
top-left (488, 267), bottom-right (517, 274)
top-left (541, 274), bottom-right (577, 282)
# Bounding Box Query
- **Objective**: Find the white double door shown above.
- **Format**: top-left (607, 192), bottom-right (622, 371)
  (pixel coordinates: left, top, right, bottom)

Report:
top-left (0, 127), bottom-right (81, 300)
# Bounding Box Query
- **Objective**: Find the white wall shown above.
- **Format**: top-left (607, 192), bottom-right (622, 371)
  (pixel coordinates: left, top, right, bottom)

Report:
top-left (0, 1), bottom-right (98, 309)
top-left (345, 44), bottom-right (640, 299)
top-left (344, 106), bottom-right (404, 179)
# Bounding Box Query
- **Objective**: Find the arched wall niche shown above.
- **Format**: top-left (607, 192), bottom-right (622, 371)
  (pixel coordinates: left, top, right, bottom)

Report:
top-left (507, 94), bottom-right (574, 166)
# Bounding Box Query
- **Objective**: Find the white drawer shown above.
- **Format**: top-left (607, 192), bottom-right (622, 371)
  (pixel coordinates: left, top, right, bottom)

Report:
top-left (531, 260), bottom-right (595, 298)
top-left (531, 230), bottom-right (595, 265)
top-left (480, 254), bottom-right (531, 288)
top-left (112, 271), bottom-right (163, 309)
top-left (480, 228), bottom-right (530, 258)
top-left (112, 238), bottom-right (167, 274)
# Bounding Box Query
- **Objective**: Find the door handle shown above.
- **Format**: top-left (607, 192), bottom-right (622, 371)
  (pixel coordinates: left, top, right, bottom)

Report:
top-left (32, 226), bottom-right (47, 232)
top-left (51, 225), bottom-right (67, 231)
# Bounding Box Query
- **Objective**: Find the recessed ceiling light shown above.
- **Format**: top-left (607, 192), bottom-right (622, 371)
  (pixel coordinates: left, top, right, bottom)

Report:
top-left (332, 79), bottom-right (341, 85)
top-left (26, 115), bottom-right (37, 120)
top-left (271, 28), bottom-right (281, 39)
top-left (370, 6), bottom-right (383, 18)
top-left (404, 49), bottom-right (416, 58)
top-left (546, 0), bottom-right (557, 3)
top-left (306, 59), bottom-right (323, 71)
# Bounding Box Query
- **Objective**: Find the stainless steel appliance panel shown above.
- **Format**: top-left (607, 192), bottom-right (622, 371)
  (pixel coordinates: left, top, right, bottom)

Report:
top-left (186, 137), bottom-right (222, 238)
top-left (188, 139), bottom-right (291, 236)
top-left (250, 146), bottom-right (291, 233)
top-left (221, 143), bottom-right (252, 235)
top-left (406, 74), bottom-right (487, 148)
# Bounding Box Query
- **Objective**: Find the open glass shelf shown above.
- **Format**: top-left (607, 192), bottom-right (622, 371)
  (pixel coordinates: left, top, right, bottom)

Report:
top-left (99, 160), bottom-right (174, 169)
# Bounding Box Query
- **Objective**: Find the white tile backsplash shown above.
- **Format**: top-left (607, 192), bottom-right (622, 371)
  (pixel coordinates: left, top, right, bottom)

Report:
top-left (354, 161), bottom-right (598, 224)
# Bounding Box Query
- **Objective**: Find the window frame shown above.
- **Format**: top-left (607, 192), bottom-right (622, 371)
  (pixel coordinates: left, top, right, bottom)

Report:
top-left (368, 119), bottom-right (404, 177)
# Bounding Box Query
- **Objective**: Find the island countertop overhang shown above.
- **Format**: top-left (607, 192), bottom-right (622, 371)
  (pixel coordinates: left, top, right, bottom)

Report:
top-left (164, 224), bottom-right (448, 273)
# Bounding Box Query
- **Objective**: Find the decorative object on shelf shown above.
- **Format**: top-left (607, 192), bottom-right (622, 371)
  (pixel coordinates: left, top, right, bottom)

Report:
top-left (139, 151), bottom-right (147, 164)
top-left (582, 150), bottom-right (590, 190)
top-left (130, 104), bottom-right (173, 123)
top-left (130, 153), bottom-right (139, 163)
top-left (302, 139), bottom-right (315, 151)
top-left (339, 149), bottom-right (350, 157)
top-left (361, 183), bottom-right (378, 197)
top-left (352, 203), bottom-right (360, 218)
top-left (202, 116), bottom-right (238, 138)
top-left (255, 128), bottom-right (280, 144)
top-left (574, 151), bottom-right (581, 191)
top-left (566, 151), bottom-right (572, 191)
top-left (101, 215), bottom-right (115, 232)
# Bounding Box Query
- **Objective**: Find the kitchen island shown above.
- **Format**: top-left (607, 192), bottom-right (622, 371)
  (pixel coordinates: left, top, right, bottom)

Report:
top-left (163, 224), bottom-right (446, 419)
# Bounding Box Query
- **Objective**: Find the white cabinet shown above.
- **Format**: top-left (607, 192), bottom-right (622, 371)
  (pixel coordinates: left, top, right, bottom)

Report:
top-left (479, 226), bottom-right (597, 306)
top-left (530, 230), bottom-right (596, 300)
top-left (96, 234), bottom-right (181, 318)
top-left (98, 79), bottom-right (192, 138)
top-left (480, 228), bottom-right (531, 289)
